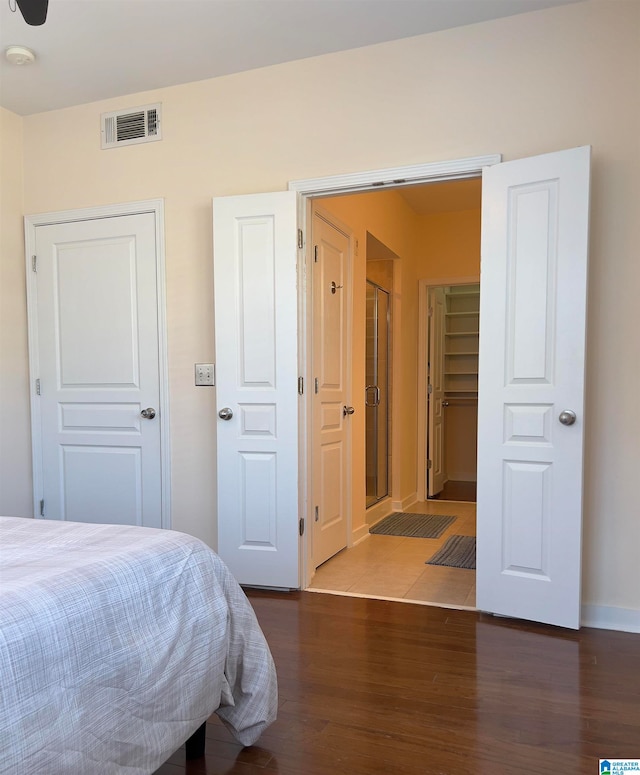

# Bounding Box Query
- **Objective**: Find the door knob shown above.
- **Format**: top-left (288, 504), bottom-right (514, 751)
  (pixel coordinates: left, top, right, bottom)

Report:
top-left (558, 409), bottom-right (576, 426)
top-left (140, 407), bottom-right (156, 419)
top-left (343, 405), bottom-right (355, 416)
top-left (218, 407), bottom-right (234, 421)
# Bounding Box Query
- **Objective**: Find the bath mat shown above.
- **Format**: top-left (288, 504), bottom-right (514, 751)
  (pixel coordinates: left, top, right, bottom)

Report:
top-left (426, 535), bottom-right (476, 569)
top-left (370, 513), bottom-right (456, 539)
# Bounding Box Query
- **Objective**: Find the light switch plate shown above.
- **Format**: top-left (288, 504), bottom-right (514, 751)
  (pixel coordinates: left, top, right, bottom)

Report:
top-left (195, 363), bottom-right (215, 386)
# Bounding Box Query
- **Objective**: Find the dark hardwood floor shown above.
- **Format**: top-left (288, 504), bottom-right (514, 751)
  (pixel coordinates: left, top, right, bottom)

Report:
top-left (431, 480), bottom-right (477, 502)
top-left (156, 590), bottom-right (640, 775)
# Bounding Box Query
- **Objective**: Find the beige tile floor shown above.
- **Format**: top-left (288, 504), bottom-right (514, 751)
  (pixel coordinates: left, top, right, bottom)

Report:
top-left (307, 500), bottom-right (476, 607)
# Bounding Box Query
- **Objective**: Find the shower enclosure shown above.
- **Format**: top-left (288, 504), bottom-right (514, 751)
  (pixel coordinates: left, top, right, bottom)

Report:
top-left (365, 281), bottom-right (390, 507)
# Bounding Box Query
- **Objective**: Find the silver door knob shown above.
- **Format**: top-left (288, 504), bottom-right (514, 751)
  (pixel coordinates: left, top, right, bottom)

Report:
top-left (140, 407), bottom-right (156, 419)
top-left (218, 407), bottom-right (233, 421)
top-left (343, 405), bottom-right (355, 416)
top-left (558, 410), bottom-right (576, 426)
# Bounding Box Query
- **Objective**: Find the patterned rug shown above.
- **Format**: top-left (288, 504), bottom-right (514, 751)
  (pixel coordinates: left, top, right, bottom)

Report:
top-left (426, 535), bottom-right (476, 569)
top-left (370, 513), bottom-right (456, 539)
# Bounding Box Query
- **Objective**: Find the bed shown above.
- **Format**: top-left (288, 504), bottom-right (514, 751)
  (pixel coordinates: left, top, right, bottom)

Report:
top-left (0, 516), bottom-right (278, 774)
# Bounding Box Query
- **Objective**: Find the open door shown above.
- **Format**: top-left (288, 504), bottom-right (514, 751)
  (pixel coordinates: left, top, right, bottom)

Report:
top-left (212, 191), bottom-right (300, 588)
top-left (311, 211), bottom-right (351, 569)
top-left (427, 287), bottom-right (446, 496)
top-left (476, 146), bottom-right (591, 629)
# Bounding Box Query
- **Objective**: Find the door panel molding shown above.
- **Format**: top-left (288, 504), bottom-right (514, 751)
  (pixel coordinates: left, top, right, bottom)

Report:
top-left (24, 199), bottom-right (171, 527)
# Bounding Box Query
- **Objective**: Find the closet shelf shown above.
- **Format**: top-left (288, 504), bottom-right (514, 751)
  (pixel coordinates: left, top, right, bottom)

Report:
top-left (445, 311), bottom-right (479, 317)
top-left (444, 331), bottom-right (479, 337)
top-left (445, 371), bottom-right (477, 376)
top-left (445, 351), bottom-right (478, 356)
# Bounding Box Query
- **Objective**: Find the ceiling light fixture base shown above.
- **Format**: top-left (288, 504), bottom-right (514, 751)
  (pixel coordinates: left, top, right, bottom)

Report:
top-left (5, 46), bottom-right (36, 65)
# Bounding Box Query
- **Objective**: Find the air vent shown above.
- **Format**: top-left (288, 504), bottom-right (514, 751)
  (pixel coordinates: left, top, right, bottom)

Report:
top-left (101, 103), bottom-right (162, 149)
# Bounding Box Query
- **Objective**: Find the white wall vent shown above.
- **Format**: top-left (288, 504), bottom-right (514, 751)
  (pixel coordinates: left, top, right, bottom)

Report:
top-left (101, 103), bottom-right (162, 149)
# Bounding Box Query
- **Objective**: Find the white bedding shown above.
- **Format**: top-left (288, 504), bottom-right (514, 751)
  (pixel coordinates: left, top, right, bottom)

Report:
top-left (0, 517), bottom-right (277, 774)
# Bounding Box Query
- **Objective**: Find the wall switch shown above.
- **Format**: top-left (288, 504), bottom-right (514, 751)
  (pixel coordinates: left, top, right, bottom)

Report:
top-left (195, 363), bottom-right (215, 386)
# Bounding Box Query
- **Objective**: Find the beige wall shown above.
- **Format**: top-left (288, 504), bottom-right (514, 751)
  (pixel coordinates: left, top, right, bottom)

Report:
top-left (4, 0), bottom-right (639, 611)
top-left (0, 107), bottom-right (32, 516)
top-left (416, 210), bottom-right (481, 280)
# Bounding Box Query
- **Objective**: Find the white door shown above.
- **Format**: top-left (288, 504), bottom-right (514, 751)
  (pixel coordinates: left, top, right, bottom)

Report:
top-left (427, 286), bottom-right (446, 497)
top-left (33, 213), bottom-right (163, 527)
top-left (213, 192), bottom-right (299, 588)
top-left (477, 146), bottom-right (591, 629)
top-left (311, 211), bottom-right (351, 569)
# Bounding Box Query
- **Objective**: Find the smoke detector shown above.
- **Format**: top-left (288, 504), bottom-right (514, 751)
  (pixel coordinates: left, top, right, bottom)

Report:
top-left (5, 46), bottom-right (36, 65)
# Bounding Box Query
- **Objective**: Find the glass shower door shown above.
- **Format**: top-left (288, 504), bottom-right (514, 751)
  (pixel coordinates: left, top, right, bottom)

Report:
top-left (365, 281), bottom-right (390, 507)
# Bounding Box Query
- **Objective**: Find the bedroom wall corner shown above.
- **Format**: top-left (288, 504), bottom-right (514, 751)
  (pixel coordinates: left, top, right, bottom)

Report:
top-left (0, 107), bottom-right (33, 517)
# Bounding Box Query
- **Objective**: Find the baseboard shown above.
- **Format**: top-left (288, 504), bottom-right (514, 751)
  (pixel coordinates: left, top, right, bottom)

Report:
top-left (581, 604), bottom-right (640, 633)
top-left (391, 492), bottom-right (418, 512)
top-left (351, 523), bottom-right (370, 546)
top-left (365, 497), bottom-right (393, 527)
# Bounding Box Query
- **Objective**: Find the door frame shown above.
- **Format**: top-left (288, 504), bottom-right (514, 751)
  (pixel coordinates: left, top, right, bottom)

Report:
top-left (290, 154), bottom-right (501, 588)
top-left (24, 199), bottom-right (171, 527)
top-left (417, 276), bottom-right (480, 502)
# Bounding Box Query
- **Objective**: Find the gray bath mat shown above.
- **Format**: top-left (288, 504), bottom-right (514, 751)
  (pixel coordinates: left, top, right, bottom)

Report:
top-left (426, 535), bottom-right (476, 569)
top-left (370, 513), bottom-right (456, 539)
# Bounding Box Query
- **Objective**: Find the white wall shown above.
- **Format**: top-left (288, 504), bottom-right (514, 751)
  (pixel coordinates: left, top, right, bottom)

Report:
top-left (4, 0), bottom-right (639, 611)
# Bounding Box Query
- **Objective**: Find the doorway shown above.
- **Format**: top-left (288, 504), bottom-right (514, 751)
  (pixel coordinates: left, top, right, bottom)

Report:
top-left (307, 178), bottom-right (481, 607)
top-left (214, 148), bottom-right (590, 628)
top-left (426, 282), bottom-right (480, 504)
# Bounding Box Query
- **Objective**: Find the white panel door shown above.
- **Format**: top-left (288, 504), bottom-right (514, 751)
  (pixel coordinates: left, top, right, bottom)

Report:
top-left (34, 213), bottom-right (162, 527)
top-left (213, 192), bottom-right (299, 588)
top-left (427, 287), bottom-right (446, 497)
top-left (477, 146), bottom-right (590, 629)
top-left (311, 212), bottom-right (351, 569)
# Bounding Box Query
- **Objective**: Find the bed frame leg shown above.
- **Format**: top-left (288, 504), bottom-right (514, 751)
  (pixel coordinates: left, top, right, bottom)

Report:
top-left (185, 721), bottom-right (206, 760)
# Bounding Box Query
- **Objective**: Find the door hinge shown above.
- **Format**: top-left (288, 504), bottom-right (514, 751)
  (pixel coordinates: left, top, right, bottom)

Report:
top-left (314, 377), bottom-right (319, 394)
top-left (427, 460), bottom-right (433, 470)
top-left (299, 517), bottom-right (305, 536)
top-left (35, 378), bottom-right (41, 395)
top-left (428, 306), bottom-right (433, 317)
top-left (39, 499), bottom-right (45, 516)
top-left (298, 376), bottom-right (304, 395)
top-left (315, 505), bottom-right (319, 522)
top-left (32, 255), bottom-right (37, 272)
top-left (298, 229), bottom-right (304, 249)
top-left (427, 383), bottom-right (433, 395)
top-left (314, 245), bottom-right (319, 263)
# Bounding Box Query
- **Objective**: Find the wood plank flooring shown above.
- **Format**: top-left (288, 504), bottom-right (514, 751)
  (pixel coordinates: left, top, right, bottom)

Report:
top-left (156, 590), bottom-right (640, 775)
top-left (432, 480), bottom-right (476, 502)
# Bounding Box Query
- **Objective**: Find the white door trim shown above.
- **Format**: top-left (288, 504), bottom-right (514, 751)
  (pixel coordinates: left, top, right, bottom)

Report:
top-left (289, 155), bottom-right (501, 197)
top-left (293, 155), bottom-right (501, 588)
top-left (417, 276), bottom-right (480, 502)
top-left (24, 199), bottom-right (171, 527)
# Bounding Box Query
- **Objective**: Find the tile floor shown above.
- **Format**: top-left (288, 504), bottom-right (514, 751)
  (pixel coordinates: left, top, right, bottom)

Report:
top-left (308, 500), bottom-right (476, 607)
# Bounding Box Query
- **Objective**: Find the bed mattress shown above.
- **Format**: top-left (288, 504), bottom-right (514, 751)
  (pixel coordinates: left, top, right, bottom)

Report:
top-left (0, 517), bottom-right (277, 774)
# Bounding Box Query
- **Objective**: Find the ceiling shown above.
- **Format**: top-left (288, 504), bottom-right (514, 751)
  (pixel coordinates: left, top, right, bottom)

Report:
top-left (399, 177), bottom-right (482, 215)
top-left (1, 0), bottom-right (581, 116)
